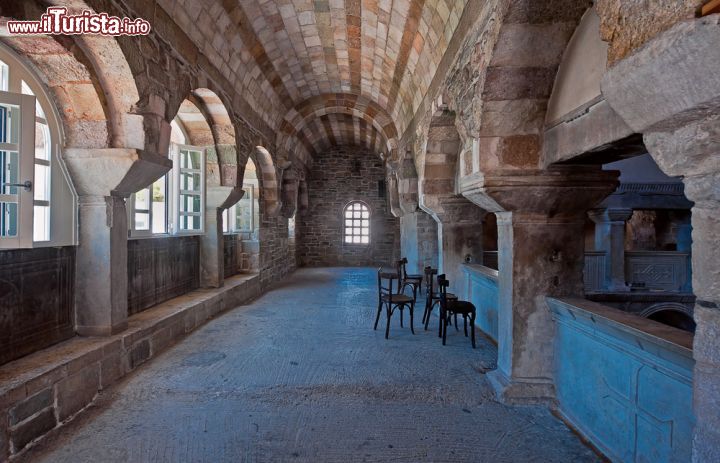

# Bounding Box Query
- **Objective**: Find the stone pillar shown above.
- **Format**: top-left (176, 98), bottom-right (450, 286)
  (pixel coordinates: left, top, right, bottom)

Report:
top-left (400, 210), bottom-right (439, 273)
top-left (75, 195), bottom-right (128, 335)
top-left (200, 186), bottom-right (244, 288)
top-left (463, 167), bottom-right (618, 403)
top-left (588, 208), bottom-right (633, 291)
top-left (674, 213), bottom-right (693, 293)
top-left (602, 15), bottom-right (720, 460)
top-left (201, 143), bottom-right (244, 288)
top-left (63, 148), bottom-right (171, 335)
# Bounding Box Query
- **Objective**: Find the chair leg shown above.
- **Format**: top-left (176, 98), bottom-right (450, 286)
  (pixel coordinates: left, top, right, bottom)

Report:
top-left (471, 313), bottom-right (476, 348)
top-left (385, 305), bottom-right (391, 339)
top-left (400, 307), bottom-right (404, 327)
top-left (422, 297), bottom-right (429, 325)
top-left (464, 315), bottom-right (468, 337)
top-left (442, 311), bottom-right (447, 346)
top-left (438, 306), bottom-right (443, 338)
top-left (424, 301), bottom-right (434, 331)
top-left (409, 302), bottom-right (415, 334)
top-left (454, 313), bottom-right (459, 331)
top-left (374, 299), bottom-right (382, 330)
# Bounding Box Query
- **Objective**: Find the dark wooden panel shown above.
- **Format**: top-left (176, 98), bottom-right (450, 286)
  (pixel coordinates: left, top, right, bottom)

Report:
top-left (0, 247), bottom-right (75, 366)
top-left (127, 236), bottom-right (200, 315)
top-left (223, 234), bottom-right (239, 278)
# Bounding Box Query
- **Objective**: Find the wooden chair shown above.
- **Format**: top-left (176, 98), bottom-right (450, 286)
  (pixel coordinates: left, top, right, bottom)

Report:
top-left (422, 266), bottom-right (458, 330)
top-left (375, 268), bottom-right (415, 339)
top-left (437, 274), bottom-right (476, 348)
top-left (397, 258), bottom-right (423, 301)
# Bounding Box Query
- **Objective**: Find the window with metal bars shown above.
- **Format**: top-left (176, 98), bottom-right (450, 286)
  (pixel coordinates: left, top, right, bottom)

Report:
top-left (343, 201), bottom-right (369, 244)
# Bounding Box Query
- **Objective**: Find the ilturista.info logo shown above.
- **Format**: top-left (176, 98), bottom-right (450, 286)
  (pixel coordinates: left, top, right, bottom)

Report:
top-left (5, 7), bottom-right (151, 36)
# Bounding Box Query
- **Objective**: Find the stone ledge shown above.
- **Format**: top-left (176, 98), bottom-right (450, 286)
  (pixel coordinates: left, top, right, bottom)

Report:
top-left (0, 273), bottom-right (261, 461)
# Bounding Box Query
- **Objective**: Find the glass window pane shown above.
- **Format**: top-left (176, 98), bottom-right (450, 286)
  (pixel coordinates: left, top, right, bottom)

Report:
top-left (151, 176), bottom-right (167, 234)
top-left (34, 122), bottom-right (49, 160)
top-left (360, 236), bottom-right (369, 244)
top-left (345, 210), bottom-right (352, 218)
top-left (180, 194), bottom-right (201, 213)
top-left (33, 163), bottom-right (49, 201)
top-left (362, 211), bottom-right (369, 218)
top-left (362, 219), bottom-right (369, 227)
top-left (135, 188), bottom-right (150, 210)
top-left (1, 150), bottom-right (19, 195)
top-left (181, 150), bottom-right (202, 170)
top-left (1, 202), bottom-right (17, 237)
top-left (345, 228), bottom-right (352, 235)
top-left (180, 172), bottom-right (201, 192)
top-left (353, 236), bottom-right (360, 243)
top-left (0, 104), bottom-right (20, 144)
top-left (135, 212), bottom-right (150, 230)
top-left (33, 205), bottom-right (50, 241)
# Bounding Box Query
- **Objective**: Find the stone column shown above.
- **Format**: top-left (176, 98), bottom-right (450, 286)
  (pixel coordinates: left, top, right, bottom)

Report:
top-left (200, 186), bottom-right (244, 288)
top-left (75, 195), bottom-right (128, 335)
top-left (400, 210), bottom-right (439, 273)
top-left (201, 144), bottom-right (244, 288)
top-left (673, 213), bottom-right (693, 294)
top-left (588, 208), bottom-right (633, 291)
top-left (64, 148), bottom-right (171, 335)
top-left (463, 167), bottom-right (618, 403)
top-left (602, 15), bottom-right (720, 460)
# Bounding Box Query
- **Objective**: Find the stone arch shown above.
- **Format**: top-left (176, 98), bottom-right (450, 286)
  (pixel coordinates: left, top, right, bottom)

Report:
top-left (466, 1), bottom-right (588, 174)
top-left (0, 2), bottom-right (172, 201)
top-left (0, 1), bottom-right (148, 152)
top-left (641, 302), bottom-right (696, 333)
top-left (541, 5), bottom-right (642, 167)
top-left (278, 93), bottom-right (399, 161)
top-left (252, 146), bottom-right (281, 217)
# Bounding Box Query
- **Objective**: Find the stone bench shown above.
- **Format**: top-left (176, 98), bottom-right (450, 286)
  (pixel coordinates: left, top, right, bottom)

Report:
top-left (0, 273), bottom-right (261, 460)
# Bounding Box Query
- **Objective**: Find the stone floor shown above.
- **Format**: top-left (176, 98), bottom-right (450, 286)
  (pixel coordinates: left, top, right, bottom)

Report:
top-left (23, 268), bottom-right (600, 463)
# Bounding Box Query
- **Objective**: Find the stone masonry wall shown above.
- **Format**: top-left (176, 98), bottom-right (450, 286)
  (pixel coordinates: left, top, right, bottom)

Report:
top-left (298, 146), bottom-right (400, 267)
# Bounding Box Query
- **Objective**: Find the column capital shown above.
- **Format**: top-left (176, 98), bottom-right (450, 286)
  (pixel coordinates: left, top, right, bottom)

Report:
top-left (64, 148), bottom-right (171, 198)
top-left (462, 166), bottom-right (619, 219)
top-left (588, 208), bottom-right (633, 224)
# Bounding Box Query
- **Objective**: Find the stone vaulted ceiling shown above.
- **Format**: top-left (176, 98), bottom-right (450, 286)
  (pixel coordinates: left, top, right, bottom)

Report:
top-left (162, 0), bottom-right (468, 161)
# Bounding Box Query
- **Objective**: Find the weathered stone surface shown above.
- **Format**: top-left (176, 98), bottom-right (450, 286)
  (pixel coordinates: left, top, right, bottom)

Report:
top-left (10, 408), bottom-right (56, 453)
top-left (55, 366), bottom-right (100, 422)
top-left (596, 0), bottom-right (703, 65)
top-left (298, 146), bottom-right (400, 267)
top-left (9, 389), bottom-right (52, 427)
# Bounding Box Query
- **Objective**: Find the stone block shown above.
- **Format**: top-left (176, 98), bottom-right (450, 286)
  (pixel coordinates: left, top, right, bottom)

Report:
top-left (55, 365), bottom-right (99, 422)
top-left (10, 408), bottom-right (56, 453)
top-left (100, 353), bottom-right (125, 390)
top-left (127, 339), bottom-right (151, 371)
top-left (483, 67), bottom-right (555, 101)
top-left (9, 389), bottom-right (52, 427)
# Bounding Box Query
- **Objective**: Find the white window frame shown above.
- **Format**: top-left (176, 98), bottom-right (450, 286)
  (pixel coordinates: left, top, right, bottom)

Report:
top-left (0, 90), bottom-right (35, 249)
top-left (173, 144), bottom-right (205, 235)
top-left (222, 184), bottom-right (257, 235)
top-left (0, 43), bottom-right (77, 249)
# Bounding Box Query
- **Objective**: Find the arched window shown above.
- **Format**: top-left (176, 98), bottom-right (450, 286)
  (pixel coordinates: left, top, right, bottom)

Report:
top-left (0, 43), bottom-right (75, 248)
top-left (344, 201), bottom-right (369, 244)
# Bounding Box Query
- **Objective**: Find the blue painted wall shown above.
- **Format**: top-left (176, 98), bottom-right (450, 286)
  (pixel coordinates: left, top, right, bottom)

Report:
top-left (461, 264), bottom-right (499, 342)
top-left (548, 298), bottom-right (694, 462)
